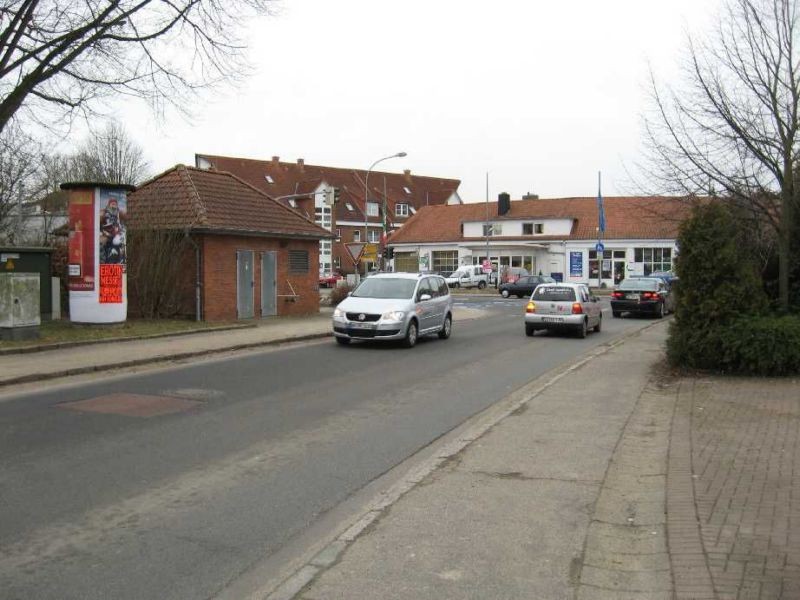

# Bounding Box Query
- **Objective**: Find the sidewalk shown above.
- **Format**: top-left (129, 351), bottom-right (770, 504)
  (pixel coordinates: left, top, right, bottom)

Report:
top-left (0, 306), bottom-right (488, 388)
top-left (262, 322), bottom-right (800, 600)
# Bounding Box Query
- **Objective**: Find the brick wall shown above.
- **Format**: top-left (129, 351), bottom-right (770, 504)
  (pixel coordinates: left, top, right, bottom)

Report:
top-left (201, 234), bottom-right (320, 321)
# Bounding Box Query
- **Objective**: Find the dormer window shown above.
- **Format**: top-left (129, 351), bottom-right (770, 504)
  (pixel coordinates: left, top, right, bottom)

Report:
top-left (395, 203), bottom-right (409, 217)
top-left (523, 222), bottom-right (544, 234)
top-left (366, 202), bottom-right (379, 217)
top-left (265, 174), bottom-right (274, 184)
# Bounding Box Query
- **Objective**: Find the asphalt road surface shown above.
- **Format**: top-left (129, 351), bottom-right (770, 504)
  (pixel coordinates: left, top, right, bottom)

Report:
top-left (0, 298), bottom-right (657, 600)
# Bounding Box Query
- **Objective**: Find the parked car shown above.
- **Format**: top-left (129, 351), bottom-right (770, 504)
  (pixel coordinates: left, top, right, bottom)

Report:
top-left (648, 270), bottom-right (679, 290)
top-left (498, 275), bottom-right (555, 298)
top-left (445, 266), bottom-right (489, 289)
top-left (524, 283), bottom-right (602, 338)
top-left (332, 272), bottom-right (453, 348)
top-left (611, 277), bottom-right (674, 318)
top-left (319, 272), bottom-right (344, 288)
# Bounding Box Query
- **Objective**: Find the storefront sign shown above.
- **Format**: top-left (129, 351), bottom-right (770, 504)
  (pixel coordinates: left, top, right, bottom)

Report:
top-left (569, 252), bottom-right (582, 277)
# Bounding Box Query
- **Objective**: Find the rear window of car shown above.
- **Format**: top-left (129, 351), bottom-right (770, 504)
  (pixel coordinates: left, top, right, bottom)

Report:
top-left (619, 279), bottom-right (660, 291)
top-left (532, 286), bottom-right (576, 301)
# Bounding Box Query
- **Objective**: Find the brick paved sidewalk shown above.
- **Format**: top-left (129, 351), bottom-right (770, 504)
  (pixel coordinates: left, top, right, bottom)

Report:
top-left (670, 376), bottom-right (800, 600)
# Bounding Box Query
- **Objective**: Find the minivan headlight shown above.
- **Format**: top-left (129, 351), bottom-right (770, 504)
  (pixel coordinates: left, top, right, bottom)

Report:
top-left (333, 308), bottom-right (344, 318)
top-left (381, 310), bottom-right (405, 321)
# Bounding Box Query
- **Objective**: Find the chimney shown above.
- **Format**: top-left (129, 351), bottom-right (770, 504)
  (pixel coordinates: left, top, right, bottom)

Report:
top-left (403, 169), bottom-right (412, 183)
top-left (522, 191), bottom-right (539, 200)
top-left (296, 158), bottom-right (305, 172)
top-left (271, 155), bottom-right (280, 165)
top-left (498, 192), bottom-right (511, 216)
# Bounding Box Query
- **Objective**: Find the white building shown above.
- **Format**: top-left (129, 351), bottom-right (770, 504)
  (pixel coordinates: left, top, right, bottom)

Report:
top-left (388, 194), bottom-right (694, 287)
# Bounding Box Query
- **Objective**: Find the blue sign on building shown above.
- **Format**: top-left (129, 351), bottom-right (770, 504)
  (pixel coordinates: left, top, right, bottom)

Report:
top-left (569, 251), bottom-right (583, 277)
top-left (595, 242), bottom-right (605, 252)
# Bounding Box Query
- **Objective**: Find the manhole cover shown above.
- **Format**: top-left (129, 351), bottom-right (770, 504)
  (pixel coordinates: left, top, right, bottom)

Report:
top-left (58, 393), bottom-right (201, 418)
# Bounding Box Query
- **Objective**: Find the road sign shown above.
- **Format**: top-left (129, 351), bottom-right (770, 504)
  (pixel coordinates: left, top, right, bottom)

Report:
top-left (345, 243), bottom-right (365, 265)
top-left (481, 259), bottom-right (492, 274)
top-left (362, 243), bottom-right (378, 262)
top-left (595, 242), bottom-right (605, 252)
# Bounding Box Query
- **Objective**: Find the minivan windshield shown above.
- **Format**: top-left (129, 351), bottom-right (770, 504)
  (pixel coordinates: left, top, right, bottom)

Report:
top-left (619, 278), bottom-right (660, 291)
top-left (352, 278), bottom-right (417, 299)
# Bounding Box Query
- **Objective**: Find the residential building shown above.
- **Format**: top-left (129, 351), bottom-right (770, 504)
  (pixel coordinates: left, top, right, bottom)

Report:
top-left (388, 194), bottom-right (694, 287)
top-left (128, 165), bottom-right (332, 321)
top-left (194, 154), bottom-right (462, 275)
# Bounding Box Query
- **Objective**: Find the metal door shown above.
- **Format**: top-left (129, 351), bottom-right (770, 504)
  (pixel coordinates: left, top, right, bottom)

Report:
top-left (261, 251), bottom-right (277, 317)
top-left (236, 250), bottom-right (254, 319)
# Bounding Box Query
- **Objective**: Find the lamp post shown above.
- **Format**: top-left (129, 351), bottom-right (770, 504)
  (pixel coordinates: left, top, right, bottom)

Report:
top-left (364, 152), bottom-right (406, 275)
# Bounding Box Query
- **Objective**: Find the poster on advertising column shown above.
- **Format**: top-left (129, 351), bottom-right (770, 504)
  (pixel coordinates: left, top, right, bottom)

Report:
top-left (67, 189), bottom-right (95, 291)
top-left (97, 189), bottom-right (127, 304)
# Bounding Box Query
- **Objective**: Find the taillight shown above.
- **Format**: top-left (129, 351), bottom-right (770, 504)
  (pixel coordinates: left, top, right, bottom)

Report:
top-left (612, 291), bottom-right (623, 298)
top-left (643, 291), bottom-right (658, 299)
top-left (572, 302), bottom-right (583, 314)
top-left (526, 302), bottom-right (536, 313)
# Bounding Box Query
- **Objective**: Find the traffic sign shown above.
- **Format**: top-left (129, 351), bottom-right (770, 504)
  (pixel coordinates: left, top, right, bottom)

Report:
top-left (595, 242), bottom-right (605, 252)
top-left (345, 243), bottom-right (365, 265)
top-left (362, 243), bottom-right (378, 261)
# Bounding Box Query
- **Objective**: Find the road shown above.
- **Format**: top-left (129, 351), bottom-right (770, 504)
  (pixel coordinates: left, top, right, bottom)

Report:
top-left (0, 297), bottom-right (656, 600)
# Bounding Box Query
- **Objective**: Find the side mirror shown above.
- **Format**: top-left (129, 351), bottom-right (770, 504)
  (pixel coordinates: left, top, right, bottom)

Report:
top-left (419, 293), bottom-right (432, 302)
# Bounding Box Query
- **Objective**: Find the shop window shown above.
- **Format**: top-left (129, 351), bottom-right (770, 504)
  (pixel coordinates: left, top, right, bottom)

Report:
top-left (432, 250), bottom-right (459, 274)
top-left (633, 247), bottom-right (673, 275)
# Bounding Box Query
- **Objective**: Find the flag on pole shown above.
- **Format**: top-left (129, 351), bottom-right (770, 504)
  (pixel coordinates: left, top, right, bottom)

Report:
top-left (597, 171), bottom-right (606, 234)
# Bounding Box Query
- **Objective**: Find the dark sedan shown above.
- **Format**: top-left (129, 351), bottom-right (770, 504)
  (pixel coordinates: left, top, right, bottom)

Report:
top-left (498, 275), bottom-right (556, 298)
top-left (611, 277), bottom-right (674, 318)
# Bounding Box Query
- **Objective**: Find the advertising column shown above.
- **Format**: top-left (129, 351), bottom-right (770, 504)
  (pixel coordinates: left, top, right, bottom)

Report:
top-left (63, 182), bottom-right (135, 323)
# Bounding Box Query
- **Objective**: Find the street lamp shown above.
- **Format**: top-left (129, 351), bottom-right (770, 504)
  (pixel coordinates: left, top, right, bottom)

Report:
top-left (364, 152), bottom-right (407, 275)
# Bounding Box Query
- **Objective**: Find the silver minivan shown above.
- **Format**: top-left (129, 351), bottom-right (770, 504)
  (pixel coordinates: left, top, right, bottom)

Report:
top-left (332, 273), bottom-right (453, 348)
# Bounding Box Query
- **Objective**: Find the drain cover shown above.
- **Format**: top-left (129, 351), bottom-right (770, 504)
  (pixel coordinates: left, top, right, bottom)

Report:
top-left (58, 393), bottom-right (201, 418)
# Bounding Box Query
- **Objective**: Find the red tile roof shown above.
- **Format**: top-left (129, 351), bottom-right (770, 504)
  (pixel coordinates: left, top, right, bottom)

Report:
top-left (389, 196), bottom-right (695, 243)
top-left (195, 154), bottom-right (461, 225)
top-left (128, 165), bottom-right (332, 239)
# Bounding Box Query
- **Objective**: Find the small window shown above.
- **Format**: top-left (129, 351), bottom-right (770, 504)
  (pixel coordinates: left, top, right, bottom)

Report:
top-left (346, 203), bottom-right (355, 211)
top-left (334, 256), bottom-right (341, 268)
top-left (534, 223), bottom-right (544, 234)
top-left (368, 230), bottom-right (380, 243)
top-left (288, 250), bottom-right (309, 273)
top-left (335, 228), bottom-right (341, 239)
top-left (403, 186), bottom-right (412, 195)
top-left (522, 223), bottom-right (533, 235)
top-left (395, 203), bottom-right (409, 217)
top-left (366, 202), bottom-right (379, 217)
top-left (288, 199), bottom-right (297, 208)
top-left (353, 230), bottom-right (361, 242)
top-left (265, 175), bottom-right (275, 184)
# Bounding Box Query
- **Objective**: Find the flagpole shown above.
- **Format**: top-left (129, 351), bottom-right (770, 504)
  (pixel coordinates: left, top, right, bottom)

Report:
top-left (597, 171), bottom-right (602, 289)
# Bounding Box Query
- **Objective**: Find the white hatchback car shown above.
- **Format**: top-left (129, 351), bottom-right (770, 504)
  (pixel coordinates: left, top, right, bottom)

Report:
top-left (524, 282), bottom-right (602, 338)
top-left (333, 273), bottom-right (453, 348)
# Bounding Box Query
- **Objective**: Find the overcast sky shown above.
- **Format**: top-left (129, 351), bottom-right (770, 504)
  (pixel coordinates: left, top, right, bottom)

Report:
top-left (109, 0), bottom-right (723, 202)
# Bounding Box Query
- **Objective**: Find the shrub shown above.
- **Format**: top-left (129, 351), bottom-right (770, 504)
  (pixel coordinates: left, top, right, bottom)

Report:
top-left (329, 283), bottom-right (353, 306)
top-left (668, 201), bottom-right (769, 369)
top-left (707, 315), bottom-right (800, 375)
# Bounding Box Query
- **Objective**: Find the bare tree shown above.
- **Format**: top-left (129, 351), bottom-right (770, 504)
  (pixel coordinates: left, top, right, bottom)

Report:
top-left (71, 122), bottom-right (150, 185)
top-left (0, 0), bottom-right (276, 136)
top-left (642, 0), bottom-right (800, 310)
top-left (0, 123), bottom-right (39, 241)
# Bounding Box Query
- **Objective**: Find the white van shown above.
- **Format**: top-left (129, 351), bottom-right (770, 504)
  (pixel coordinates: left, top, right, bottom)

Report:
top-left (445, 266), bottom-right (489, 289)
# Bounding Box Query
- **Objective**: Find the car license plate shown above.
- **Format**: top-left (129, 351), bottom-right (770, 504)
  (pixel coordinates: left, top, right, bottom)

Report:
top-left (349, 322), bottom-right (372, 329)
top-left (542, 317), bottom-right (564, 323)
top-left (627, 294), bottom-right (640, 300)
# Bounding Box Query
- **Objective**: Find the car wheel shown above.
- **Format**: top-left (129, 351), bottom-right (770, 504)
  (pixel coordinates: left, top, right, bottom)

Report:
top-left (335, 337), bottom-right (350, 345)
top-left (477, 281), bottom-right (486, 289)
top-left (438, 315), bottom-right (452, 339)
top-left (612, 311), bottom-right (621, 318)
top-left (403, 320), bottom-right (418, 348)
top-left (594, 315), bottom-right (602, 332)
top-left (656, 302), bottom-right (665, 319)
top-left (501, 289), bottom-right (510, 298)
top-left (525, 323), bottom-right (535, 337)
top-left (577, 319), bottom-right (588, 338)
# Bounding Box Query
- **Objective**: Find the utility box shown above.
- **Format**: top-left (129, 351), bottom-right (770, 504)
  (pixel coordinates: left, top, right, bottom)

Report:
top-left (0, 247), bottom-right (53, 320)
top-left (0, 272), bottom-right (41, 340)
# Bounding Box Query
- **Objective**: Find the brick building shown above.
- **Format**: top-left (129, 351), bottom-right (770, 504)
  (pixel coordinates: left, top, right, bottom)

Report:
top-left (194, 154), bottom-right (462, 276)
top-left (128, 165), bottom-right (332, 321)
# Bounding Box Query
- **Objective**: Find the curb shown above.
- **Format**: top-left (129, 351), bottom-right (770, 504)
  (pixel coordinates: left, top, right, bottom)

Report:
top-left (263, 320), bottom-right (668, 600)
top-left (0, 331), bottom-right (333, 388)
top-left (0, 323), bottom-right (256, 356)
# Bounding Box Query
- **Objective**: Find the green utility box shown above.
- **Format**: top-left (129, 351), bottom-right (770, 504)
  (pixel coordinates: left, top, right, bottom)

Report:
top-left (0, 247), bottom-right (53, 320)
